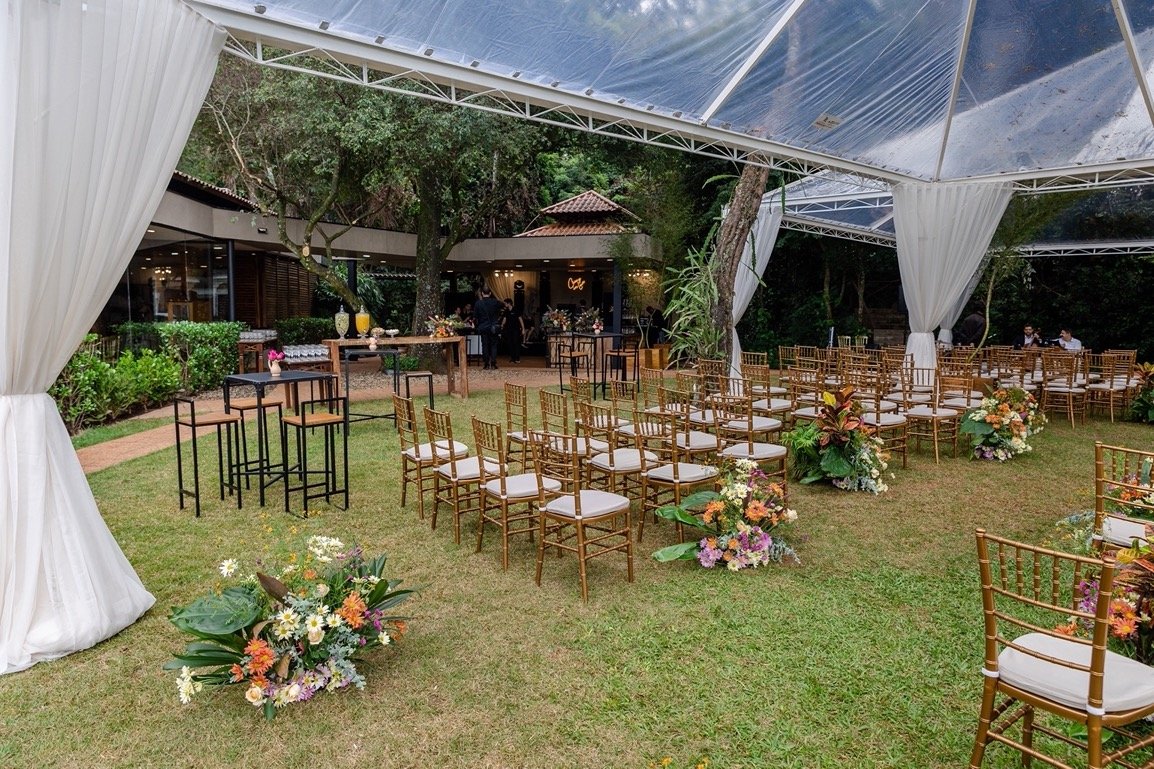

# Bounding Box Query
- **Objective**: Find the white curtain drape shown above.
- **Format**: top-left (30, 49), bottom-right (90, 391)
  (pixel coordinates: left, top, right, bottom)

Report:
top-left (935, 251), bottom-right (991, 346)
top-left (0, 0), bottom-right (223, 675)
top-left (729, 202), bottom-right (783, 376)
top-left (892, 182), bottom-right (1012, 369)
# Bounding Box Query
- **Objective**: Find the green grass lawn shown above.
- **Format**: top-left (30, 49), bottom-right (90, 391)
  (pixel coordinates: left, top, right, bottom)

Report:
top-left (2, 390), bottom-right (1149, 768)
top-left (70, 416), bottom-right (170, 449)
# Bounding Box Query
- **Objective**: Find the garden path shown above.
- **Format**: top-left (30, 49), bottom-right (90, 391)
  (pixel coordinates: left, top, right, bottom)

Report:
top-left (76, 362), bottom-right (560, 474)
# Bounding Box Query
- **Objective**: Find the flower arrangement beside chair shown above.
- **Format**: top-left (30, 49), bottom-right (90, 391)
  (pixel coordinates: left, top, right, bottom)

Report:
top-left (652, 458), bottom-right (799, 570)
top-left (959, 386), bottom-right (1046, 461)
top-left (782, 385), bottom-right (891, 494)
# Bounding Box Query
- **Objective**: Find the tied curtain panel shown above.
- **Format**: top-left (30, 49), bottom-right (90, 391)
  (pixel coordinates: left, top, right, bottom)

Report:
top-left (892, 181), bottom-right (1013, 370)
top-left (0, 0), bottom-right (223, 674)
top-left (730, 202), bottom-right (783, 377)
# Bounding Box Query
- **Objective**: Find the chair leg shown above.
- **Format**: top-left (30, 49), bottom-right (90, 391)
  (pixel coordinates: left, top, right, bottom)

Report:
top-left (576, 523), bottom-right (589, 602)
top-left (535, 513), bottom-right (547, 586)
top-left (968, 677), bottom-right (998, 768)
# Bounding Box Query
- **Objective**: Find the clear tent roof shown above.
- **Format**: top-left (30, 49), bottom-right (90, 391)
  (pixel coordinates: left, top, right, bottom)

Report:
top-left (188, 0), bottom-right (1154, 187)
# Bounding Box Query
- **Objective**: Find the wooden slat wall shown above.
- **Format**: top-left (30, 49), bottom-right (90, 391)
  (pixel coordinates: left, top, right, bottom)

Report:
top-left (233, 253), bottom-right (317, 327)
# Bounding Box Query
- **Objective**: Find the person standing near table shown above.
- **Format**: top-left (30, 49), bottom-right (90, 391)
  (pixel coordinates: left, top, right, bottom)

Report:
top-left (501, 298), bottom-right (524, 364)
top-left (474, 286), bottom-right (503, 370)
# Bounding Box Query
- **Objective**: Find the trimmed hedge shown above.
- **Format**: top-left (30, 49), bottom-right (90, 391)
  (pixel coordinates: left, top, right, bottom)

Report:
top-left (50, 336), bottom-right (183, 433)
top-left (274, 317), bottom-right (338, 345)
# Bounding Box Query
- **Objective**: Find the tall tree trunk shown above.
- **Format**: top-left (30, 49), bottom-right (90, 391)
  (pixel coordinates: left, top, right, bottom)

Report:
top-left (711, 163), bottom-right (770, 368)
top-left (411, 172), bottom-right (449, 370)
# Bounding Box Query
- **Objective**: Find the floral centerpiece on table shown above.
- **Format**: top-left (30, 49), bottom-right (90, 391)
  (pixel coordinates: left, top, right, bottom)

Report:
top-left (782, 385), bottom-right (891, 494)
top-left (425, 314), bottom-right (461, 339)
top-left (164, 535), bottom-right (414, 720)
top-left (592, 319), bottom-right (604, 334)
top-left (542, 306), bottom-right (571, 333)
top-left (1129, 363), bottom-right (1154, 423)
top-left (652, 459), bottom-right (799, 569)
top-left (959, 386), bottom-right (1045, 461)
top-left (267, 349), bottom-right (285, 364)
top-left (574, 307), bottom-right (601, 333)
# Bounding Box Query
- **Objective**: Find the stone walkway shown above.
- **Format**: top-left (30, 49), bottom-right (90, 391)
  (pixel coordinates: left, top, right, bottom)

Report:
top-left (76, 362), bottom-right (563, 474)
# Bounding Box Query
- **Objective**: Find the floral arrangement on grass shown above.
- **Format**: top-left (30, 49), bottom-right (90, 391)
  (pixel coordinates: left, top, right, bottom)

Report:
top-left (1129, 363), bottom-right (1154, 423)
top-left (652, 458), bottom-right (799, 569)
top-left (782, 385), bottom-right (891, 494)
top-left (425, 314), bottom-right (461, 338)
top-left (542, 306), bottom-right (571, 333)
top-left (960, 386), bottom-right (1045, 461)
top-left (574, 307), bottom-right (602, 333)
top-left (164, 535), bottom-right (414, 720)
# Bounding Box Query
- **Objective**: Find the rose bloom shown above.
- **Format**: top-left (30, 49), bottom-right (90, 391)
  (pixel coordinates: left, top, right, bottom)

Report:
top-left (245, 685), bottom-right (266, 706)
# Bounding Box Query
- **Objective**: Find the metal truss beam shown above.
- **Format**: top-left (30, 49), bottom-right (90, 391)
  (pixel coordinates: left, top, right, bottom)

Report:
top-left (1018, 240), bottom-right (1154, 257)
top-left (779, 217), bottom-right (896, 247)
top-left (183, 2), bottom-right (1154, 194)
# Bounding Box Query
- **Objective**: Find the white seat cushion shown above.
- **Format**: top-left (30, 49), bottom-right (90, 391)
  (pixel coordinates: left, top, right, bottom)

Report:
top-left (507, 430), bottom-right (528, 444)
top-left (617, 421), bottom-right (666, 438)
top-left (752, 397), bottom-right (792, 413)
top-left (542, 435), bottom-right (610, 455)
top-left (404, 440), bottom-right (469, 462)
top-left (903, 404), bottom-right (960, 419)
top-left (484, 473), bottom-right (561, 500)
top-left (544, 489), bottom-right (631, 519)
top-left (792, 406), bottom-right (820, 420)
top-left (751, 385), bottom-right (788, 396)
top-left (676, 430), bottom-right (720, 451)
top-left (725, 415), bottom-right (782, 432)
top-left (862, 412), bottom-right (907, 428)
top-left (645, 462), bottom-right (718, 483)
top-left (589, 448), bottom-right (658, 472)
top-left (688, 409), bottom-right (719, 425)
top-left (436, 456), bottom-right (503, 481)
top-left (999, 632), bottom-right (1154, 713)
top-left (720, 442), bottom-right (787, 461)
top-left (942, 396), bottom-right (984, 409)
top-left (1103, 515), bottom-right (1150, 547)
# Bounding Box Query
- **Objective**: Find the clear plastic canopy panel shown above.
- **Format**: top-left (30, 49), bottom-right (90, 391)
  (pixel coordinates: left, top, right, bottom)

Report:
top-left (193, 0), bottom-right (1154, 182)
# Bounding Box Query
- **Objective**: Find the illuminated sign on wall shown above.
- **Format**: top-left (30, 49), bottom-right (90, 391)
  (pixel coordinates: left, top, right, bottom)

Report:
top-left (567, 277), bottom-right (586, 291)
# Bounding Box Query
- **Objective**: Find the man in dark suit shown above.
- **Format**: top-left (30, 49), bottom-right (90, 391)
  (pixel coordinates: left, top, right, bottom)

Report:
top-left (473, 286), bottom-right (503, 370)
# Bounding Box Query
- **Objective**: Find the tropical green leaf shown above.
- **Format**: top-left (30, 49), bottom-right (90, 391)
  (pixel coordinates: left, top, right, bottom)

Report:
top-left (652, 542), bottom-right (701, 562)
top-left (820, 448), bottom-right (854, 478)
top-left (169, 586), bottom-right (261, 637)
top-left (653, 504), bottom-right (706, 529)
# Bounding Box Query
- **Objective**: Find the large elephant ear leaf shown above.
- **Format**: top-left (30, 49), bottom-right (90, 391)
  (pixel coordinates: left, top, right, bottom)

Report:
top-left (170, 586), bottom-right (262, 636)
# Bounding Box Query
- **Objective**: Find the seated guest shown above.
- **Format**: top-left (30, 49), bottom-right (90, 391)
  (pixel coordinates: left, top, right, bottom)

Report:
top-left (1014, 323), bottom-right (1041, 349)
top-left (1057, 327), bottom-right (1082, 351)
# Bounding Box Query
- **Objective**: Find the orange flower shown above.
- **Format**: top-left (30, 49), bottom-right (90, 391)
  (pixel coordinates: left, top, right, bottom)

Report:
top-left (244, 638), bottom-right (276, 676)
top-left (338, 592), bottom-right (368, 629)
top-left (1112, 615), bottom-right (1139, 639)
top-left (745, 500), bottom-right (767, 522)
top-left (704, 537), bottom-right (718, 550)
top-left (1054, 621), bottom-right (1078, 636)
top-left (703, 501), bottom-right (724, 524)
top-left (303, 568), bottom-right (317, 581)
top-left (229, 663), bottom-right (246, 682)
top-left (391, 620), bottom-right (407, 638)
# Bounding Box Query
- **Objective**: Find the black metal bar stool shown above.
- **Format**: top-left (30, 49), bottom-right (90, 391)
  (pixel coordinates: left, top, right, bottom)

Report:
top-left (280, 396), bottom-right (349, 516)
top-left (604, 336), bottom-right (641, 389)
top-left (173, 396), bottom-right (242, 517)
top-left (404, 371), bottom-right (435, 408)
top-left (225, 395), bottom-right (283, 490)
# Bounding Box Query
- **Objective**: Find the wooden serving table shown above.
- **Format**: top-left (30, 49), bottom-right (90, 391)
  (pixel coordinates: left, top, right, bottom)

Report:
top-left (323, 335), bottom-right (469, 398)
